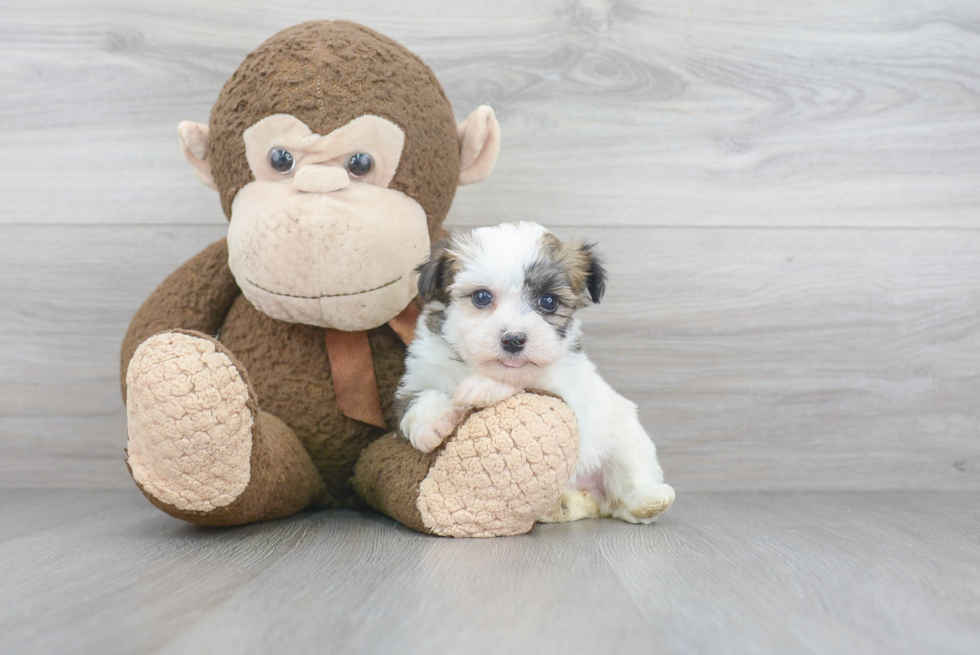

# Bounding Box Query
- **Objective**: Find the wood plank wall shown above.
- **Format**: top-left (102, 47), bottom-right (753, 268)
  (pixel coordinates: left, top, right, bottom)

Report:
top-left (1, 0), bottom-right (978, 490)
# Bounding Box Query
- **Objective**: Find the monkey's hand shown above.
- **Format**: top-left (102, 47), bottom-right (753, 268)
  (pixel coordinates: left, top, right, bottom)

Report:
top-left (453, 375), bottom-right (522, 409)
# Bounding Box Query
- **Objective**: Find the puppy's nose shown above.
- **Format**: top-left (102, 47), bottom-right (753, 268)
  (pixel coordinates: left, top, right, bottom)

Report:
top-left (293, 164), bottom-right (350, 194)
top-left (501, 332), bottom-right (527, 353)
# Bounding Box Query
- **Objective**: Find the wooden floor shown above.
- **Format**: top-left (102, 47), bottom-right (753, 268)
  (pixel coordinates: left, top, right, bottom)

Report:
top-left (1, 490), bottom-right (977, 655)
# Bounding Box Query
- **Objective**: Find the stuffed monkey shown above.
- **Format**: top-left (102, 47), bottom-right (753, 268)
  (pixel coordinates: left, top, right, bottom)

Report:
top-left (120, 21), bottom-right (578, 537)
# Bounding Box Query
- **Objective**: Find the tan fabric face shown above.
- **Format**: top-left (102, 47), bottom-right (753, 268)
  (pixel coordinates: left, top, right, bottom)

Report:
top-left (293, 165), bottom-right (350, 194)
top-left (243, 114), bottom-right (405, 189)
top-left (208, 21), bottom-right (461, 229)
top-left (228, 179), bottom-right (429, 330)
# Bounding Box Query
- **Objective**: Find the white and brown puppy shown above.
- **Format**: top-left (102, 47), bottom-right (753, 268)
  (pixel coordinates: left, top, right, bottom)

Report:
top-left (396, 222), bottom-right (675, 524)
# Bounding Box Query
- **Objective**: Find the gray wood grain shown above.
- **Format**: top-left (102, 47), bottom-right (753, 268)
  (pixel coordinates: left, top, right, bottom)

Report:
top-left (1, 0), bottom-right (978, 227)
top-left (2, 224), bottom-right (977, 491)
top-left (1, 489), bottom-right (978, 655)
top-left (562, 225), bottom-right (980, 492)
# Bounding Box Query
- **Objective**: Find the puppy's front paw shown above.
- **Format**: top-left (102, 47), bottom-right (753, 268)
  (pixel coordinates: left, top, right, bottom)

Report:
top-left (453, 376), bottom-right (521, 408)
top-left (613, 483), bottom-right (676, 524)
top-left (408, 407), bottom-right (464, 453)
top-left (410, 425), bottom-right (448, 453)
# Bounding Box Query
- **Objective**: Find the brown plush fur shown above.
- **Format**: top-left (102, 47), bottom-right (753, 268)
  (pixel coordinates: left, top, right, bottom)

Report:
top-left (128, 332), bottom-right (328, 527)
top-left (121, 240), bottom-right (408, 519)
top-left (353, 435), bottom-right (443, 534)
top-left (120, 239), bottom-right (239, 404)
top-left (218, 292), bottom-right (407, 507)
top-left (208, 20), bottom-right (460, 233)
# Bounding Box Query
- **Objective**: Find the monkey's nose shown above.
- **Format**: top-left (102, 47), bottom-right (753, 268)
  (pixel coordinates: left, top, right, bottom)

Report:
top-left (293, 165), bottom-right (350, 194)
top-left (501, 332), bottom-right (527, 353)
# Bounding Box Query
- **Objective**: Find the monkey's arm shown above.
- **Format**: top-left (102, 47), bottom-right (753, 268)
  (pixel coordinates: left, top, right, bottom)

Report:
top-left (120, 238), bottom-right (240, 402)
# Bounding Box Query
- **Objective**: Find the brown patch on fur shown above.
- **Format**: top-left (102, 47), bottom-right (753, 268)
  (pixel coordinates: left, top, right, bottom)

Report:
top-left (441, 235), bottom-right (467, 279)
top-left (521, 233), bottom-right (600, 337)
top-left (540, 233), bottom-right (593, 298)
top-left (424, 306), bottom-right (447, 336)
top-left (538, 233), bottom-right (606, 306)
top-left (417, 238), bottom-right (462, 305)
top-left (208, 20), bottom-right (459, 234)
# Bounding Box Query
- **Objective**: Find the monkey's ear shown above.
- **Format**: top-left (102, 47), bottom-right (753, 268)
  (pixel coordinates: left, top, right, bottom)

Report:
top-left (457, 105), bottom-right (501, 186)
top-left (416, 242), bottom-right (453, 303)
top-left (178, 121), bottom-right (217, 191)
top-left (581, 243), bottom-right (607, 304)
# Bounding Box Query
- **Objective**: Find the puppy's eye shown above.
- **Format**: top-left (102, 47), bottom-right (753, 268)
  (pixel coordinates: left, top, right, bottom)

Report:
top-left (345, 152), bottom-right (374, 177)
top-left (472, 290), bottom-right (493, 308)
top-left (537, 294), bottom-right (559, 313)
top-left (269, 148), bottom-right (295, 174)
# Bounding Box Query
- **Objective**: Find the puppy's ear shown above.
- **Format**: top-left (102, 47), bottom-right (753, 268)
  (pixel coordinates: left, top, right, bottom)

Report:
top-left (581, 243), bottom-right (607, 304)
top-left (416, 241), bottom-right (453, 303)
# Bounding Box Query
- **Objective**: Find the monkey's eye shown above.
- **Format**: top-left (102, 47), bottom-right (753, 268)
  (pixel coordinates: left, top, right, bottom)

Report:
top-left (268, 148), bottom-right (295, 174)
top-left (345, 152), bottom-right (374, 178)
top-left (537, 294), bottom-right (559, 313)
top-left (472, 290), bottom-right (493, 308)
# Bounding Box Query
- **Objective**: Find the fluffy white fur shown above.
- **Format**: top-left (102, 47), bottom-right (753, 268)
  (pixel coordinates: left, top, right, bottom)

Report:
top-left (397, 222), bottom-right (675, 524)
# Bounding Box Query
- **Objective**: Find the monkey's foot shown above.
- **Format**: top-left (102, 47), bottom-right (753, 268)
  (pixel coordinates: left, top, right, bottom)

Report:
top-left (126, 331), bottom-right (256, 513)
top-left (354, 393), bottom-right (579, 538)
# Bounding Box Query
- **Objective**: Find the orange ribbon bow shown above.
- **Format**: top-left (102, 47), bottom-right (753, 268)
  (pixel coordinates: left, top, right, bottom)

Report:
top-left (323, 302), bottom-right (421, 429)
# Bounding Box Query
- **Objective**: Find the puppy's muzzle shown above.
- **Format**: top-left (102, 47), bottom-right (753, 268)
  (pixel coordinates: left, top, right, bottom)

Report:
top-left (501, 332), bottom-right (527, 353)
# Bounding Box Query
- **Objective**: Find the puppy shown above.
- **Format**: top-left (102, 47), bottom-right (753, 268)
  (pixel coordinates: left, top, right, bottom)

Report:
top-left (396, 222), bottom-right (675, 524)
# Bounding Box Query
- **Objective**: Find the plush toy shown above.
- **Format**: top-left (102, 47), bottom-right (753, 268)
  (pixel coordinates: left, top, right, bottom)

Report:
top-left (120, 20), bottom-right (579, 537)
